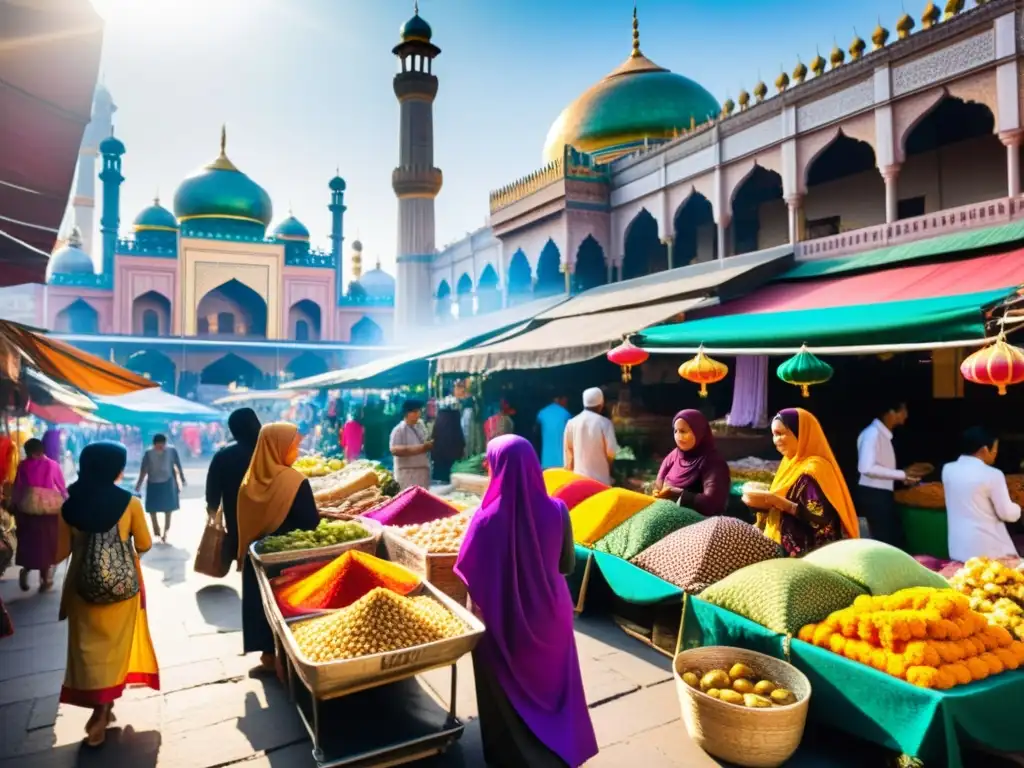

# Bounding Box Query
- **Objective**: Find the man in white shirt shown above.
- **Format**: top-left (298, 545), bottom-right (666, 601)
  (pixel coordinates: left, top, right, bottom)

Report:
top-left (943, 427), bottom-right (1021, 562)
top-left (564, 387), bottom-right (619, 486)
top-left (856, 399), bottom-right (918, 548)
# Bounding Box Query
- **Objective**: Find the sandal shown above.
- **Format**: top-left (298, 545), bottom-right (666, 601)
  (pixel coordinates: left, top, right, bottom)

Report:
top-left (18, 569), bottom-right (29, 592)
top-left (84, 706), bottom-right (111, 747)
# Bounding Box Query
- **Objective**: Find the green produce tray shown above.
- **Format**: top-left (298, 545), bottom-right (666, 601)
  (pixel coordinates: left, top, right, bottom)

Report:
top-left (898, 504), bottom-right (949, 559)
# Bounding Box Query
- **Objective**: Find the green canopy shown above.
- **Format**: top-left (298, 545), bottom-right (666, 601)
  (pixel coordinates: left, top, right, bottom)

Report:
top-left (637, 288), bottom-right (1013, 351)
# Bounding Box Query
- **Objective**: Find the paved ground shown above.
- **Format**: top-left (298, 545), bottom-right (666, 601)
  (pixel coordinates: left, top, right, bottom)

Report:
top-left (0, 466), bottom-right (725, 768)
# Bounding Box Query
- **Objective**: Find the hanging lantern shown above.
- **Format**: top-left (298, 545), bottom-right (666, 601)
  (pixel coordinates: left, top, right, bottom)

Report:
top-left (679, 345), bottom-right (729, 398)
top-left (777, 344), bottom-right (833, 397)
top-left (606, 339), bottom-right (649, 383)
top-left (960, 333), bottom-right (1024, 395)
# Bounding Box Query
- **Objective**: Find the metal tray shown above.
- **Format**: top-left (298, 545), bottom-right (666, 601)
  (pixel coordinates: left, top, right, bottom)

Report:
top-left (250, 517), bottom-right (383, 567)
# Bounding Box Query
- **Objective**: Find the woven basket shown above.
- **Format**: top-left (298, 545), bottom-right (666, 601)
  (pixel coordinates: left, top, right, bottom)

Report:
top-left (673, 646), bottom-right (810, 768)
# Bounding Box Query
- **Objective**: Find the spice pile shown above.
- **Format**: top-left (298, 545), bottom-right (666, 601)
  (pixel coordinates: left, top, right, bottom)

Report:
top-left (799, 587), bottom-right (1024, 689)
top-left (259, 519), bottom-right (369, 554)
top-left (291, 587), bottom-right (468, 662)
top-left (394, 511), bottom-right (473, 553)
top-left (949, 557), bottom-right (1024, 640)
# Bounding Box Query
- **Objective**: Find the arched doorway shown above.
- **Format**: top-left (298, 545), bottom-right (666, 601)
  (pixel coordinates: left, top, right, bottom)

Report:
top-left (350, 316), bottom-right (384, 345)
top-left (55, 299), bottom-right (99, 334)
top-left (125, 350), bottom-right (177, 392)
top-left (622, 209), bottom-right (667, 280)
top-left (131, 291), bottom-right (171, 337)
top-left (196, 279), bottom-right (268, 337)
top-left (535, 239), bottom-right (563, 295)
top-left (201, 353), bottom-right (266, 388)
top-left (804, 134), bottom-right (882, 236)
top-left (573, 236), bottom-right (606, 294)
top-left (286, 352), bottom-right (328, 381)
top-left (288, 299), bottom-right (322, 341)
top-left (477, 264), bottom-right (501, 314)
top-left (673, 193), bottom-right (716, 267)
top-left (435, 280), bottom-right (452, 321)
top-left (731, 166), bottom-right (785, 255)
top-left (903, 97), bottom-right (1000, 211)
top-left (455, 273), bottom-right (474, 318)
top-left (507, 249), bottom-right (532, 304)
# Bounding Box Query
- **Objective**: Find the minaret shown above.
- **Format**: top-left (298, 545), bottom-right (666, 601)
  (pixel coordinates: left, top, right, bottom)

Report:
top-left (392, 2), bottom-right (442, 330)
top-left (98, 130), bottom-right (125, 281)
top-left (74, 85), bottom-right (116, 259)
top-left (329, 172), bottom-right (346, 300)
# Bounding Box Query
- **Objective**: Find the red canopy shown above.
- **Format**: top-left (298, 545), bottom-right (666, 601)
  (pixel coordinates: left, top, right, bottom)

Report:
top-left (0, 0), bottom-right (104, 286)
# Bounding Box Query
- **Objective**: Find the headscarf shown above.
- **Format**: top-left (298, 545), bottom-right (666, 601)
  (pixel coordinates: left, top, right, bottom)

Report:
top-left (42, 429), bottom-right (62, 462)
top-left (236, 423), bottom-right (305, 564)
top-left (454, 435), bottom-right (598, 767)
top-left (659, 409), bottom-right (718, 490)
top-left (62, 441), bottom-right (133, 533)
top-left (228, 407), bottom-right (261, 446)
top-left (768, 408), bottom-right (859, 540)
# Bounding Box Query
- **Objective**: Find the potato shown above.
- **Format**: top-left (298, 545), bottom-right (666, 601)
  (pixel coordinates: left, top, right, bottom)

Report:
top-left (743, 693), bottom-right (773, 708)
top-left (706, 688), bottom-right (721, 698)
top-left (700, 669), bottom-right (731, 692)
top-left (731, 678), bottom-right (754, 694)
top-left (681, 672), bottom-right (699, 689)
top-left (718, 689), bottom-right (745, 705)
top-left (770, 688), bottom-right (796, 706)
top-left (753, 680), bottom-right (777, 696)
top-left (729, 662), bottom-right (756, 681)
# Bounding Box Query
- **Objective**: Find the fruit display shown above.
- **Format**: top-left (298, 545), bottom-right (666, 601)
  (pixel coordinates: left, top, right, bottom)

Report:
top-left (290, 586), bottom-right (468, 662)
top-left (798, 587), bottom-right (1024, 689)
top-left (394, 510), bottom-right (473, 554)
top-left (313, 466), bottom-right (380, 506)
top-left (294, 455), bottom-right (345, 478)
top-left (679, 661), bottom-right (797, 708)
top-left (259, 519), bottom-right (370, 553)
top-left (319, 487), bottom-right (386, 519)
top-left (948, 557), bottom-right (1024, 640)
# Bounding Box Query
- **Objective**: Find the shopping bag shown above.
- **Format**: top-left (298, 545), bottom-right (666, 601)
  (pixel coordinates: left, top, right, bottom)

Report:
top-left (194, 508), bottom-right (230, 578)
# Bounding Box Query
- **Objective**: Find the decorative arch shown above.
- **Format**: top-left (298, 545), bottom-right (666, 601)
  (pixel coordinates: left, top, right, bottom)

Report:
top-left (196, 279), bottom-right (268, 337)
top-left (456, 273), bottom-right (473, 295)
top-left (507, 249), bottom-right (532, 300)
top-left (478, 264), bottom-right (499, 290)
top-left (476, 264), bottom-right (501, 314)
top-left (55, 299), bottom-right (99, 334)
top-left (730, 165), bottom-right (785, 255)
top-left (622, 208), bottom-right (667, 281)
top-left (201, 353), bottom-right (265, 388)
top-left (434, 279), bottom-right (453, 321)
top-left (672, 192), bottom-right (715, 267)
top-left (131, 290), bottom-right (171, 337)
top-left (573, 235), bottom-right (606, 294)
top-left (535, 239), bottom-right (562, 295)
top-left (435, 279), bottom-right (451, 299)
top-left (125, 350), bottom-right (176, 392)
top-left (286, 351), bottom-right (328, 381)
top-left (350, 316), bottom-right (384, 345)
top-left (903, 95), bottom-right (996, 157)
top-left (288, 299), bottom-right (322, 342)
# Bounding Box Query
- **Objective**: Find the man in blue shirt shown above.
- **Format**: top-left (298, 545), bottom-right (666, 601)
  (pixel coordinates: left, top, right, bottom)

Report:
top-left (535, 395), bottom-right (572, 470)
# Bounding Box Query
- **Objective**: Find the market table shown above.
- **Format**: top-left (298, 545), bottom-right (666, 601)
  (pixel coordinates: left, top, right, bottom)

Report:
top-left (681, 596), bottom-right (1024, 768)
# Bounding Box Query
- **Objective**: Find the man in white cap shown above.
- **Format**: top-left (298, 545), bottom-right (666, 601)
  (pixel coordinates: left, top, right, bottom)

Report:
top-left (564, 387), bottom-right (619, 485)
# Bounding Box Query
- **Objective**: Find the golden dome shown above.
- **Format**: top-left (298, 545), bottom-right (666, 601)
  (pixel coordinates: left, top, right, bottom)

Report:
top-left (753, 80), bottom-right (767, 102)
top-left (922, 2), bottom-right (940, 29)
top-left (793, 59), bottom-right (808, 84)
top-left (722, 98), bottom-right (735, 116)
top-left (775, 70), bottom-right (790, 93)
top-left (738, 89), bottom-right (750, 110)
top-left (872, 22), bottom-right (890, 49)
top-left (944, 0), bottom-right (964, 20)
top-left (897, 13), bottom-right (915, 38)
top-left (829, 43), bottom-right (845, 69)
top-left (849, 33), bottom-right (866, 60)
top-left (810, 52), bottom-right (826, 77)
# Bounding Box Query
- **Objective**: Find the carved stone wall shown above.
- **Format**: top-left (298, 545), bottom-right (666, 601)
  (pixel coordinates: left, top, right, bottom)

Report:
top-left (796, 78), bottom-right (874, 133)
top-left (892, 30), bottom-right (996, 97)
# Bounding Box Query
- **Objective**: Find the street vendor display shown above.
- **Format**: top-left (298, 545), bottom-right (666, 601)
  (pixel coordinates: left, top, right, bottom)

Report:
top-left (948, 557), bottom-right (1024, 640)
top-left (569, 487), bottom-right (652, 545)
top-left (392, 510), bottom-right (473, 554)
top-left (592, 499), bottom-right (703, 561)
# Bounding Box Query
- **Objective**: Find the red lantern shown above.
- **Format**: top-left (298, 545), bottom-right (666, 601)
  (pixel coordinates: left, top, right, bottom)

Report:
top-left (960, 334), bottom-right (1024, 395)
top-left (607, 339), bottom-right (649, 383)
top-left (679, 345), bottom-right (729, 398)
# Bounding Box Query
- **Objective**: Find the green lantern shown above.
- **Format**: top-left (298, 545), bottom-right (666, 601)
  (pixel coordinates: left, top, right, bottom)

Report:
top-left (777, 345), bottom-right (833, 398)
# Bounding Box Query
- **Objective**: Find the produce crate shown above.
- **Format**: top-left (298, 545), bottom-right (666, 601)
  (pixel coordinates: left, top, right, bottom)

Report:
top-left (382, 528), bottom-right (468, 606)
top-left (250, 517), bottom-right (384, 567)
top-left (451, 473), bottom-right (488, 495)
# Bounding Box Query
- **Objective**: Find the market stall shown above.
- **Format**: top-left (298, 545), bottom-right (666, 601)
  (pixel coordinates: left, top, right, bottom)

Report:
top-left (93, 388), bottom-right (224, 425)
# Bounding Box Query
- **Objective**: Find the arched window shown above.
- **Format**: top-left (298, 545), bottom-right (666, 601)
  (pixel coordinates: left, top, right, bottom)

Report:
top-left (141, 309), bottom-right (159, 337)
top-left (295, 320), bottom-right (310, 341)
top-left (218, 312), bottom-right (236, 335)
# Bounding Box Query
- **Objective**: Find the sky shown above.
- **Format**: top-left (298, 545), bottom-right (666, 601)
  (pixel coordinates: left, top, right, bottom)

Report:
top-left (85, 0), bottom-right (914, 272)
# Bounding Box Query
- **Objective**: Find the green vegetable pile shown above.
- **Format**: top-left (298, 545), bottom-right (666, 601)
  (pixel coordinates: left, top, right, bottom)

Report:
top-left (259, 519), bottom-right (369, 553)
top-left (452, 454), bottom-right (486, 475)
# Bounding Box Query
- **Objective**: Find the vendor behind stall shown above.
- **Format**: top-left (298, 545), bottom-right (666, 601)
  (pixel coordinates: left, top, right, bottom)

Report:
top-left (390, 400), bottom-right (433, 490)
top-left (943, 427), bottom-right (1021, 562)
top-left (856, 398), bottom-right (919, 549)
top-left (653, 409), bottom-right (730, 516)
top-left (564, 387), bottom-right (618, 486)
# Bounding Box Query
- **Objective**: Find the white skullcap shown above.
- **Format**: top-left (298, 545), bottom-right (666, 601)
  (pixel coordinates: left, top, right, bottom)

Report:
top-left (582, 387), bottom-right (604, 408)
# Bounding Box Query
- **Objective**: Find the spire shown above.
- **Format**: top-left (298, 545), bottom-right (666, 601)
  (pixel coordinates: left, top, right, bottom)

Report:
top-left (220, 124), bottom-right (227, 156)
top-left (631, 2), bottom-right (641, 58)
top-left (413, 0), bottom-right (419, 13)
top-left (207, 123), bottom-right (238, 171)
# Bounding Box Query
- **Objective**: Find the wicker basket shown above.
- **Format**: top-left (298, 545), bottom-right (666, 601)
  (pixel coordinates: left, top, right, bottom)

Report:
top-left (381, 528), bottom-right (467, 606)
top-left (673, 646), bottom-right (810, 768)
top-left (250, 517), bottom-right (383, 567)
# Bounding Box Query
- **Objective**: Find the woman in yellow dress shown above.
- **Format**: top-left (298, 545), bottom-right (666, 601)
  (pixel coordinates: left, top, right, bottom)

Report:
top-left (57, 441), bottom-right (160, 747)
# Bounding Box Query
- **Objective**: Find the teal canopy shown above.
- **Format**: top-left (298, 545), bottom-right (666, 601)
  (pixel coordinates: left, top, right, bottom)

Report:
top-left (94, 388), bottom-right (224, 424)
top-left (637, 288), bottom-right (1013, 351)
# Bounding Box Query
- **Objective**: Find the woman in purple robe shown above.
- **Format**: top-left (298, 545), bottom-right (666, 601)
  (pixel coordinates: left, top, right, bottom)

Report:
top-left (455, 435), bottom-right (597, 768)
top-left (652, 409), bottom-right (730, 516)
top-left (12, 438), bottom-right (67, 591)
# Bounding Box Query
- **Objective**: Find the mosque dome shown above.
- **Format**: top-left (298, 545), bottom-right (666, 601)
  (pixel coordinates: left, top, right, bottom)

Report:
top-left (329, 174), bottom-right (346, 192)
top-left (99, 133), bottom-right (125, 156)
top-left (542, 9), bottom-right (720, 164)
top-left (133, 197), bottom-right (178, 232)
top-left (400, 10), bottom-right (432, 43)
top-left (173, 127), bottom-right (273, 232)
top-left (351, 239), bottom-right (363, 252)
top-left (354, 261), bottom-right (395, 299)
top-left (272, 214), bottom-right (310, 241)
top-left (49, 227), bottom-right (94, 275)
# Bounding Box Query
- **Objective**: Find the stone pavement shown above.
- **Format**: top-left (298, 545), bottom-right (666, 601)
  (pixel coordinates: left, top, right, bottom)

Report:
top-left (0, 466), bottom-right (721, 768)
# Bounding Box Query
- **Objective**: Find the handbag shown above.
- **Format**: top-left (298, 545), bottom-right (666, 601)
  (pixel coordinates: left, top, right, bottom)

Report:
top-left (194, 508), bottom-right (230, 578)
top-left (76, 524), bottom-right (140, 605)
top-left (16, 487), bottom-right (64, 516)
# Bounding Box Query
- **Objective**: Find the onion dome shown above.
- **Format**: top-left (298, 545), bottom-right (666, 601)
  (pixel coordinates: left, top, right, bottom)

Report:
top-left (753, 80), bottom-right (767, 103)
top-left (272, 212), bottom-right (310, 241)
top-left (355, 260), bottom-right (395, 300)
top-left (351, 239), bottom-right (363, 252)
top-left (49, 227), bottom-right (94, 275)
top-left (173, 126), bottom-right (273, 233)
top-left (738, 89), bottom-right (750, 110)
top-left (99, 132), bottom-right (125, 156)
top-left (872, 22), bottom-right (890, 49)
top-left (849, 33), bottom-right (866, 60)
top-left (329, 174), bottom-right (346, 192)
top-left (829, 43), bottom-right (845, 69)
top-left (775, 70), bottom-right (790, 93)
top-left (793, 59), bottom-right (808, 84)
top-left (541, 7), bottom-right (720, 164)
top-left (400, 3), bottom-right (432, 43)
top-left (133, 196), bottom-right (178, 232)
top-left (810, 51), bottom-right (826, 77)
top-left (922, 2), bottom-right (940, 29)
top-left (897, 13), bottom-right (915, 39)
top-left (721, 98), bottom-right (735, 117)
top-left (944, 0), bottom-right (964, 19)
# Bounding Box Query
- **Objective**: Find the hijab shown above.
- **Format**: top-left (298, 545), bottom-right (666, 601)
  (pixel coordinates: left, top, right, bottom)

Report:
top-left (659, 409), bottom-right (719, 490)
top-left (236, 423), bottom-right (305, 564)
top-left (454, 435), bottom-right (598, 767)
top-left (62, 441), bottom-right (133, 533)
top-left (42, 429), bottom-right (62, 462)
top-left (768, 408), bottom-right (859, 540)
top-left (228, 407), bottom-right (261, 446)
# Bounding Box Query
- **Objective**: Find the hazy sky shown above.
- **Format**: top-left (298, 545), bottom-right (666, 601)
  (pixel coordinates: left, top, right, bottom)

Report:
top-left (87, 0), bottom-right (912, 272)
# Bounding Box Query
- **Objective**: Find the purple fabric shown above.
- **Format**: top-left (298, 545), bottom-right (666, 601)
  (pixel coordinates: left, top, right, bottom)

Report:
top-left (775, 408), bottom-right (800, 438)
top-left (726, 355), bottom-right (769, 429)
top-left (13, 514), bottom-right (59, 570)
top-left (656, 410), bottom-right (730, 516)
top-left (13, 456), bottom-right (66, 498)
top-left (42, 430), bottom-right (61, 462)
top-left (455, 435), bottom-right (597, 767)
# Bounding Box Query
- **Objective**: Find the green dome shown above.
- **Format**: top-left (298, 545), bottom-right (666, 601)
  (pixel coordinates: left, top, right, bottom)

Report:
top-left (543, 52), bottom-right (719, 164)
top-left (272, 214), bottom-right (310, 241)
top-left (100, 134), bottom-right (125, 156)
top-left (173, 129), bottom-right (273, 232)
top-left (329, 174), bottom-right (346, 192)
top-left (133, 198), bottom-right (178, 231)
top-left (400, 13), bottom-right (432, 42)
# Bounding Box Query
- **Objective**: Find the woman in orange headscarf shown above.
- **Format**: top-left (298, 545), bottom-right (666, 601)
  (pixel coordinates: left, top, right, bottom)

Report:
top-left (744, 408), bottom-right (858, 557)
top-left (236, 422), bottom-right (318, 670)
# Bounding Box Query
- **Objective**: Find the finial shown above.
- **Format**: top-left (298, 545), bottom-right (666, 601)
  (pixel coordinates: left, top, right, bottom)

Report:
top-left (810, 48), bottom-right (826, 77)
top-left (849, 29), bottom-right (866, 60)
top-left (220, 124), bottom-right (227, 156)
top-left (631, 2), bottom-right (641, 58)
top-left (414, 0), bottom-right (419, 14)
top-left (897, 8), bottom-right (915, 38)
top-left (154, 188), bottom-right (160, 205)
top-left (793, 57), bottom-right (808, 84)
top-left (873, 18), bottom-right (890, 49)
top-left (922, 1), bottom-right (940, 29)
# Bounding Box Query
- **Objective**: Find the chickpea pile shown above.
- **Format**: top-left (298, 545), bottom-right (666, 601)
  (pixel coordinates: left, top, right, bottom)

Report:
top-left (394, 511), bottom-right (473, 554)
top-left (292, 587), bottom-right (468, 662)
